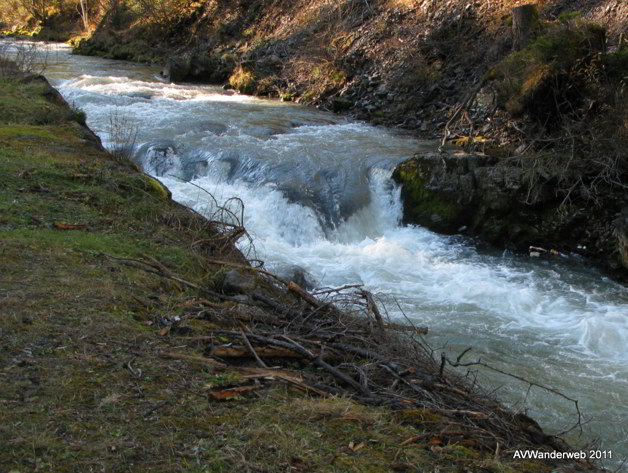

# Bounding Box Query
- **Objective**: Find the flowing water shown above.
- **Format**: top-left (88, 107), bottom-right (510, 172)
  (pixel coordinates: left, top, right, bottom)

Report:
top-left (5, 41), bottom-right (627, 465)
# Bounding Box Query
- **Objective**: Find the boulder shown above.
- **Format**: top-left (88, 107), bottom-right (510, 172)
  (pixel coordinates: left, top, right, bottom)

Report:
top-left (272, 264), bottom-right (317, 290)
top-left (222, 269), bottom-right (258, 295)
top-left (255, 54), bottom-right (283, 70)
top-left (614, 209), bottom-right (628, 271)
top-left (186, 53), bottom-right (235, 84)
top-left (392, 152), bottom-right (496, 235)
top-left (392, 150), bottom-right (628, 280)
top-left (162, 56), bottom-right (190, 83)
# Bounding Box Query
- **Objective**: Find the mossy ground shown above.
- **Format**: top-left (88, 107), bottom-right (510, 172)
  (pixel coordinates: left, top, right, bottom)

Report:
top-left (0, 75), bottom-right (589, 473)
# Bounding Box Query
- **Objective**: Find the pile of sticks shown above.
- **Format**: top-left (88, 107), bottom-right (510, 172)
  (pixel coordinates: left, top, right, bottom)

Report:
top-left (106, 251), bottom-right (580, 454)
top-left (178, 262), bottom-right (577, 454)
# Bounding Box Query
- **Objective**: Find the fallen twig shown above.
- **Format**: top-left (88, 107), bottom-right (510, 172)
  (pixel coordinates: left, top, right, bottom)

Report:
top-left (160, 351), bottom-right (227, 369)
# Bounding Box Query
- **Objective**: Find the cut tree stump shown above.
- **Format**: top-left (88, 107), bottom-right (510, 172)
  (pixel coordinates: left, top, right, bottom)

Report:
top-left (512, 4), bottom-right (540, 51)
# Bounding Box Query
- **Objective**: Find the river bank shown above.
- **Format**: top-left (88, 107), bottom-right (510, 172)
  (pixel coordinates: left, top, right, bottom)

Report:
top-left (0, 55), bottom-right (614, 471)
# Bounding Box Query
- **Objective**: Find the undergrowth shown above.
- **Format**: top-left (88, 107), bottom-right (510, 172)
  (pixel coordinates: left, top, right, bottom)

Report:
top-left (485, 17), bottom-right (628, 210)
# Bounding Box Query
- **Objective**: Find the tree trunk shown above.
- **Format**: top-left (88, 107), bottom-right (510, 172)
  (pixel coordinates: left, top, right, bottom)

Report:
top-left (79, 0), bottom-right (89, 31)
top-left (512, 4), bottom-right (539, 51)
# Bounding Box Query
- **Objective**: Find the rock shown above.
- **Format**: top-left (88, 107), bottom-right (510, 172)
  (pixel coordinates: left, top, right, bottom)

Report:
top-left (393, 151), bottom-right (544, 247)
top-left (614, 209), bottom-right (628, 271)
top-left (135, 140), bottom-right (179, 176)
top-left (375, 88), bottom-right (388, 98)
top-left (222, 269), bottom-right (258, 295)
top-left (392, 151), bottom-right (493, 234)
top-left (393, 151), bottom-right (628, 280)
top-left (162, 56), bottom-right (190, 83)
top-left (255, 54), bottom-right (283, 70)
top-left (332, 97), bottom-right (353, 112)
top-left (162, 53), bottom-right (235, 84)
top-left (272, 264), bottom-right (317, 290)
top-left (188, 53), bottom-right (234, 83)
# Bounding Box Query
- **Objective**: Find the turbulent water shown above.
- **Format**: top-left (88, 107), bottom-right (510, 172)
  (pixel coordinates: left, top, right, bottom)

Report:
top-left (7, 41), bottom-right (626, 465)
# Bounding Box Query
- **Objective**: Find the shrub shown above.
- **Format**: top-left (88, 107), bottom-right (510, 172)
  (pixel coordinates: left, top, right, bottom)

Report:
top-left (228, 65), bottom-right (256, 94)
top-left (70, 105), bottom-right (87, 125)
top-left (488, 20), bottom-right (606, 124)
top-left (0, 40), bottom-right (47, 77)
top-left (604, 49), bottom-right (628, 79)
top-left (107, 106), bottom-right (139, 164)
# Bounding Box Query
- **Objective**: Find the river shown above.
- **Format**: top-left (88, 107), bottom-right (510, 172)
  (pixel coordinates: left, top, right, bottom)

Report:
top-left (6, 40), bottom-right (626, 466)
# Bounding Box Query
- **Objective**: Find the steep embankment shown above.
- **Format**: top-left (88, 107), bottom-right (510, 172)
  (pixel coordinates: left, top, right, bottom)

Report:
top-left (71, 0), bottom-right (625, 130)
top-left (0, 65), bottom-right (609, 471)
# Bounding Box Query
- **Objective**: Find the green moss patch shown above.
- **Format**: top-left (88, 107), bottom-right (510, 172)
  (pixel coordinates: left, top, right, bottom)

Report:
top-left (488, 19), bottom-right (606, 122)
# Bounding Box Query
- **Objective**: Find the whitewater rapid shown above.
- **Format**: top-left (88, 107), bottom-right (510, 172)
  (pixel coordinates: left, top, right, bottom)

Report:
top-left (9, 40), bottom-right (624, 465)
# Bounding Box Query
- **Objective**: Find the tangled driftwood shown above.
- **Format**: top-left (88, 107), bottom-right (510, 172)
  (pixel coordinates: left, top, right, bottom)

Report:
top-left (103, 250), bottom-right (584, 456)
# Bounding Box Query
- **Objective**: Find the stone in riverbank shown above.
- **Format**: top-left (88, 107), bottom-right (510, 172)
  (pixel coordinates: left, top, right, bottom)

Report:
top-left (161, 53), bottom-right (235, 84)
top-left (615, 209), bottom-right (628, 271)
top-left (392, 151), bottom-right (627, 280)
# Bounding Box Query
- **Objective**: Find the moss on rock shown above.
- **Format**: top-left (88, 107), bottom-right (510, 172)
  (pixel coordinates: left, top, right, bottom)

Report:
top-left (392, 154), bottom-right (475, 234)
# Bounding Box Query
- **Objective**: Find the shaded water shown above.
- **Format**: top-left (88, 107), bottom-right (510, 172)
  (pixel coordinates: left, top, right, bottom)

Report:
top-left (6, 40), bottom-right (626, 466)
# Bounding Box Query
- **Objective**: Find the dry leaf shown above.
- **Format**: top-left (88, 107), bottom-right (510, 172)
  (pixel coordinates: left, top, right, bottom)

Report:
top-left (352, 442), bottom-right (365, 451)
top-left (53, 222), bottom-right (88, 230)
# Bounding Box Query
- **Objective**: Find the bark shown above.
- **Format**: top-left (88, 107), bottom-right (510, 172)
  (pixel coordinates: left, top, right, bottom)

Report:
top-left (512, 4), bottom-right (539, 51)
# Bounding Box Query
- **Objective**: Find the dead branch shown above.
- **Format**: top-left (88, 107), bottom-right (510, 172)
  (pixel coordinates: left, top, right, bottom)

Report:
top-left (359, 289), bottom-right (386, 335)
top-left (312, 284), bottom-right (364, 295)
top-left (441, 80), bottom-right (486, 150)
top-left (206, 258), bottom-right (292, 286)
top-left (213, 344), bottom-right (306, 359)
top-left (288, 281), bottom-right (324, 308)
top-left (441, 348), bottom-right (582, 435)
top-left (101, 252), bottom-right (248, 304)
top-left (212, 330), bottom-right (370, 396)
top-left (160, 351), bottom-right (226, 369)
